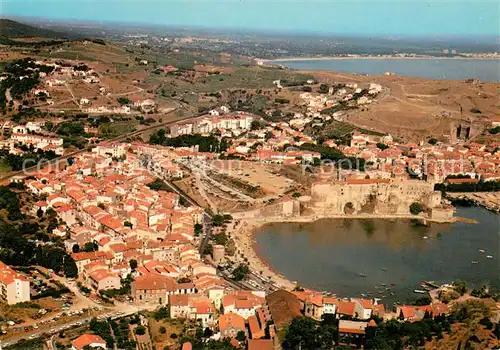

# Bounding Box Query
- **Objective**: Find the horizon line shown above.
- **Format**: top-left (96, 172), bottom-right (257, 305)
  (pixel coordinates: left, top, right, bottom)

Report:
top-left (5, 15), bottom-right (500, 41)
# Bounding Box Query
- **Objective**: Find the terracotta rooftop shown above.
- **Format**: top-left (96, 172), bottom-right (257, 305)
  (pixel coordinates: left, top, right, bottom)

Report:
top-left (72, 334), bottom-right (106, 350)
top-left (219, 312), bottom-right (245, 331)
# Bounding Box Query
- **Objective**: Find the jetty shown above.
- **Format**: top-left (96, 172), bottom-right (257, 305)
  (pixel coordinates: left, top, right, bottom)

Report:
top-left (455, 216), bottom-right (479, 224)
top-left (446, 192), bottom-right (500, 213)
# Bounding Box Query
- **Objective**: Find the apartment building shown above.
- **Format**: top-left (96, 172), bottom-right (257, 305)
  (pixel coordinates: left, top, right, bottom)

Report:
top-left (0, 260), bottom-right (31, 305)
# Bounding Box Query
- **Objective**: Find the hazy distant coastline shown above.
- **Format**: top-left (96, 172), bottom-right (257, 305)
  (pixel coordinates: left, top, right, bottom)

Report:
top-left (263, 56), bottom-right (500, 63)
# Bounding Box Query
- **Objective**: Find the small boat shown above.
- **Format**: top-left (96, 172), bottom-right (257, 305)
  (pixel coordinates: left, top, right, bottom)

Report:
top-left (390, 292), bottom-right (395, 296)
top-left (422, 280), bottom-right (439, 288)
top-left (361, 293), bottom-right (367, 297)
top-left (381, 268), bottom-right (388, 271)
top-left (479, 249), bottom-right (485, 253)
top-left (414, 289), bottom-right (426, 294)
top-left (359, 273), bottom-right (367, 277)
top-left (381, 283), bottom-right (387, 286)
top-left (420, 284), bottom-right (432, 291)
top-left (400, 276), bottom-right (406, 280)
top-left (391, 283), bottom-right (397, 286)
top-left (423, 236), bottom-right (428, 239)
top-left (486, 255), bottom-right (493, 259)
top-left (471, 261), bottom-right (478, 264)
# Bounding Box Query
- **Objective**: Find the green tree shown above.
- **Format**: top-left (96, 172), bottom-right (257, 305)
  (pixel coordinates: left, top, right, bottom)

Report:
top-left (194, 223), bottom-right (203, 237)
top-left (409, 202), bottom-right (424, 215)
top-left (135, 325), bottom-right (146, 335)
top-left (236, 330), bottom-right (246, 342)
top-left (154, 306), bottom-right (170, 320)
top-left (376, 142), bottom-right (389, 150)
top-left (453, 280), bottom-right (467, 295)
top-left (204, 327), bottom-right (214, 338)
top-left (83, 241), bottom-right (97, 252)
top-left (117, 97), bottom-right (131, 105)
top-left (232, 264), bottom-right (249, 281)
top-left (283, 316), bottom-right (319, 349)
top-left (129, 259), bottom-right (138, 270)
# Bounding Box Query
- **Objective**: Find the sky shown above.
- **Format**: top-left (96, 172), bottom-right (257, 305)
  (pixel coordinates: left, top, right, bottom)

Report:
top-left (2, 0), bottom-right (499, 37)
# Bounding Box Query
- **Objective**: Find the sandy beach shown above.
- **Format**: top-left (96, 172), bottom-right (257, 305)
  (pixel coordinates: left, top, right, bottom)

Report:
top-left (229, 220), bottom-right (296, 290)
top-left (227, 213), bottom-right (458, 292)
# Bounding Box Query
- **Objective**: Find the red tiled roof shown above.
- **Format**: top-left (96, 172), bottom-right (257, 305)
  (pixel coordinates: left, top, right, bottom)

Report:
top-left (72, 334), bottom-right (106, 350)
top-left (133, 273), bottom-right (175, 291)
top-left (0, 260), bottom-right (26, 285)
top-left (219, 312), bottom-right (245, 331)
top-left (346, 178), bottom-right (391, 185)
top-left (248, 339), bottom-right (273, 350)
top-left (337, 301), bottom-right (356, 316)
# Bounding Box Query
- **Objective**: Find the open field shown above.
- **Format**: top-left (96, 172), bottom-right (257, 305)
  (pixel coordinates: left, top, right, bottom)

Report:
top-left (209, 160), bottom-right (294, 195)
top-left (148, 317), bottom-right (184, 350)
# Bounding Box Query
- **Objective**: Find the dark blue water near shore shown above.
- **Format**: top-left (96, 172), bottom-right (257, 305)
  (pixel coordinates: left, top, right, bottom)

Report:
top-left (255, 206), bottom-right (499, 305)
top-left (272, 59), bottom-right (500, 82)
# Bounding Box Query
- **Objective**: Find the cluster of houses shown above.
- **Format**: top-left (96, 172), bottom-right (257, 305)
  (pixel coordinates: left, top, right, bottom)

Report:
top-left (26, 58), bottom-right (159, 114)
top-left (0, 121), bottom-right (64, 155)
top-left (209, 110), bottom-right (500, 181)
top-left (171, 110), bottom-right (253, 137)
top-left (339, 131), bottom-right (500, 182)
top-left (299, 82), bottom-right (382, 113)
top-left (82, 99), bottom-right (156, 114)
top-left (20, 145), bottom-right (218, 294)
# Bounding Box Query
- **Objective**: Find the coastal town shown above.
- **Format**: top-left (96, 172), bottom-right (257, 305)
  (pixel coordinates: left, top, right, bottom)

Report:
top-left (0, 18), bottom-right (499, 350)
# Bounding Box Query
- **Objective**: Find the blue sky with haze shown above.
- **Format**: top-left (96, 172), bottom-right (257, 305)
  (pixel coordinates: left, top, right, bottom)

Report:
top-left (3, 0), bottom-right (499, 37)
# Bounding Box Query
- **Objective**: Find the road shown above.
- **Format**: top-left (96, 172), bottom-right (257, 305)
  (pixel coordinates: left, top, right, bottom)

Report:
top-left (0, 306), bottom-right (152, 348)
top-left (145, 166), bottom-right (213, 255)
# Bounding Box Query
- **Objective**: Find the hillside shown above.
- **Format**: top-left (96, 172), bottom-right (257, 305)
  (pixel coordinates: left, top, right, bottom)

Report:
top-left (0, 19), bottom-right (72, 39)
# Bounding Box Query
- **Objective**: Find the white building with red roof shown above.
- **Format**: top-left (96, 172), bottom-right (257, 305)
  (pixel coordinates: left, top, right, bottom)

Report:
top-left (71, 333), bottom-right (106, 350)
top-left (0, 260), bottom-right (30, 305)
top-left (88, 269), bottom-right (121, 291)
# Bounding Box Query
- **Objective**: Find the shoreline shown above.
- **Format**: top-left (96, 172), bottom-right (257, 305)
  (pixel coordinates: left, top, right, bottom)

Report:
top-left (230, 213), bottom-right (458, 291)
top-left (262, 56), bottom-right (500, 63)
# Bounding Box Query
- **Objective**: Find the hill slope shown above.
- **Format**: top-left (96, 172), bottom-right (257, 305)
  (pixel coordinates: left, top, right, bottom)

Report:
top-left (0, 18), bottom-right (71, 39)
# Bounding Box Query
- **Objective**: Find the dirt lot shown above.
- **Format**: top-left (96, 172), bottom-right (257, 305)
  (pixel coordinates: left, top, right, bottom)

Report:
top-left (209, 160), bottom-right (294, 195)
top-left (148, 318), bottom-right (184, 350)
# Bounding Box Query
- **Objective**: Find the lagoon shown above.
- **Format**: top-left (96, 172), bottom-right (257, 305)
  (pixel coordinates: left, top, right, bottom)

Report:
top-left (271, 58), bottom-right (500, 82)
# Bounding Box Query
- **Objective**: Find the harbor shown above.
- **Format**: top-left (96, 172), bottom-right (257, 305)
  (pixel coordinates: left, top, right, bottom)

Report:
top-left (254, 206), bottom-right (499, 305)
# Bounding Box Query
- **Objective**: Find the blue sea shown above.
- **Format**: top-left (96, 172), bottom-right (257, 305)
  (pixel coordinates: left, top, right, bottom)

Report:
top-left (271, 58), bottom-right (500, 82)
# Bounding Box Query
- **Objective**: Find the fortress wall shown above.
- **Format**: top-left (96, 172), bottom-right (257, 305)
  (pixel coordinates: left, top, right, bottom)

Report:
top-left (311, 179), bottom-right (441, 216)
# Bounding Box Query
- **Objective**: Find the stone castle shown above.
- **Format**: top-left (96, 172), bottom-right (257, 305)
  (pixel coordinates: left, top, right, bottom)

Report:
top-left (310, 177), bottom-right (454, 220)
top-left (232, 177), bottom-right (455, 223)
